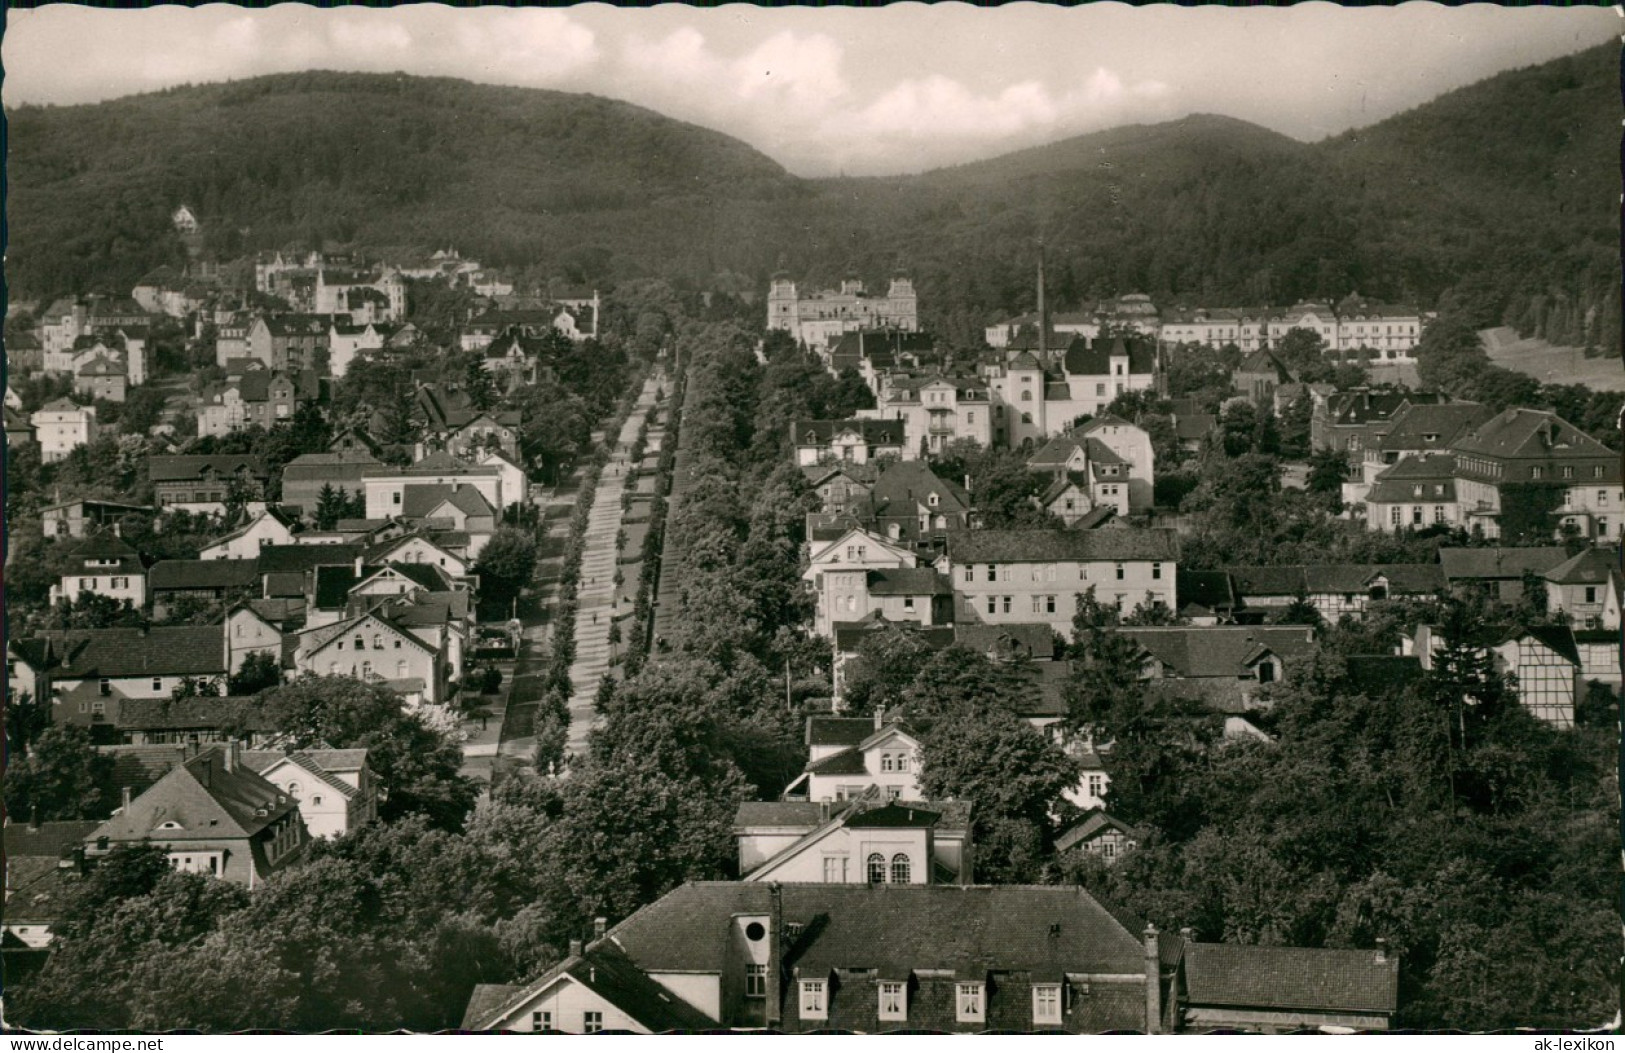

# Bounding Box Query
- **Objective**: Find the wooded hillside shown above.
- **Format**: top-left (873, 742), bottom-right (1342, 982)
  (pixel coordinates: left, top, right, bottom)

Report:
top-left (6, 44), bottom-right (1616, 349)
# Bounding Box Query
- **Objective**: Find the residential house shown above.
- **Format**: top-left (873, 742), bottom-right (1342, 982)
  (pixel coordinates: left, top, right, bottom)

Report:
top-left (7, 330), bottom-right (45, 373)
top-left (365, 533), bottom-right (472, 578)
top-left (984, 337), bottom-right (1160, 449)
top-left (803, 528), bottom-right (948, 639)
top-left (31, 399), bottom-right (96, 463)
top-left (1404, 623), bottom-right (1580, 728)
top-left (1437, 546), bottom-right (1570, 602)
top-left (1347, 401), bottom-right (1492, 506)
top-left (791, 419), bottom-right (907, 466)
top-left (1056, 810), bottom-right (1146, 865)
top-left (86, 744), bottom-right (308, 887)
top-left (280, 449), bottom-right (382, 520)
top-left (22, 627), bottom-right (232, 727)
top-left (865, 375), bottom-right (995, 457)
top-left (40, 498), bottom-right (155, 539)
top-left (1223, 563), bottom-right (1445, 622)
top-left (293, 604), bottom-right (449, 704)
top-left (224, 602), bottom-right (289, 676)
top-left (196, 371), bottom-right (303, 437)
top-left (464, 881), bottom-right (1191, 1033)
top-left (828, 615), bottom-right (957, 707)
top-left (148, 559), bottom-right (263, 617)
top-left (114, 696), bottom-right (276, 747)
top-left (1539, 547), bottom-right (1620, 631)
top-left (240, 749), bottom-right (377, 839)
top-left (49, 536), bottom-right (146, 610)
top-left (1114, 625), bottom-right (1320, 713)
top-left (944, 528), bottom-right (1180, 636)
top-left (1363, 453), bottom-right (1464, 533)
top-left (4, 822), bottom-right (99, 948)
top-left (1311, 389), bottom-right (1444, 454)
top-left (1233, 349), bottom-right (1296, 405)
top-left (199, 507), bottom-right (300, 559)
top-left (74, 352), bottom-right (128, 403)
top-left (245, 315), bottom-right (330, 373)
top-left (1027, 416), bottom-right (1153, 515)
top-left (5, 405), bottom-right (34, 448)
top-left (361, 459), bottom-right (508, 525)
top-left (864, 461), bottom-right (971, 553)
top-left (149, 454), bottom-right (269, 515)
top-left (781, 713), bottom-right (924, 803)
top-left (1449, 408), bottom-right (1624, 541)
top-left (734, 796), bottom-right (972, 885)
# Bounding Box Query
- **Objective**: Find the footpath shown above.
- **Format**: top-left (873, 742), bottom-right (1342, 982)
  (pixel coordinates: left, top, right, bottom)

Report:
top-left (563, 372), bottom-right (665, 755)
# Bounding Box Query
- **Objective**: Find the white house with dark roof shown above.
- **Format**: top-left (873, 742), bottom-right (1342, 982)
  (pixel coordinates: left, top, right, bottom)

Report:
top-left (200, 507), bottom-right (300, 560)
top-left (803, 527), bottom-right (942, 639)
top-left (781, 713), bottom-right (923, 803)
top-left (294, 606), bottom-right (447, 704)
top-left (733, 795), bottom-right (972, 885)
top-left (790, 418), bottom-right (908, 466)
top-left (86, 743), bottom-right (308, 887)
top-left (31, 399), bottom-right (96, 463)
top-left (945, 528), bottom-right (1180, 635)
top-left (1056, 809), bottom-right (1146, 864)
top-left (240, 749), bottom-right (377, 838)
top-left (49, 536), bottom-right (146, 609)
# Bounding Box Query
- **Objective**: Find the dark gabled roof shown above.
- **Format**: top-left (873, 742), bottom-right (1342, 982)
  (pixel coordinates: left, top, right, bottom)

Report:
top-left (735, 800), bottom-right (843, 829)
top-left (1328, 390), bottom-right (1437, 427)
top-left (1541, 547), bottom-right (1621, 586)
top-left (1377, 402), bottom-right (1493, 452)
top-left (240, 749), bottom-right (363, 799)
top-left (807, 716), bottom-right (880, 749)
top-left (1028, 434), bottom-right (1086, 468)
top-left (868, 461), bottom-right (969, 515)
top-left (954, 622), bottom-right (1058, 660)
top-left (1226, 565), bottom-right (1309, 598)
top-left (1504, 624), bottom-right (1580, 665)
top-left (460, 985), bottom-right (522, 1031)
top-left (606, 883), bottom-right (1148, 984)
top-left (804, 747), bottom-right (868, 776)
top-left (1437, 547), bottom-right (1569, 582)
top-left (1178, 571), bottom-right (1236, 612)
top-left (790, 419), bottom-right (906, 447)
top-left (1182, 943), bottom-right (1399, 1015)
top-left (4, 821), bottom-right (101, 859)
top-left (1236, 349), bottom-right (1295, 383)
top-left (1055, 810), bottom-right (1147, 853)
top-left (843, 802), bottom-right (941, 829)
top-left (147, 454), bottom-right (268, 483)
top-left (313, 565), bottom-right (361, 609)
top-left (98, 744), bottom-right (193, 800)
top-left (148, 559), bottom-right (261, 591)
top-left (1063, 335), bottom-right (1157, 377)
top-left (1366, 454), bottom-right (1460, 503)
top-left (867, 567), bottom-right (952, 597)
top-left (467, 942), bottom-right (717, 1033)
top-left (256, 544), bottom-right (364, 576)
top-left (90, 748), bottom-right (300, 843)
top-left (1453, 407), bottom-right (1614, 461)
top-left (32, 627), bottom-right (226, 678)
top-left (1117, 626), bottom-right (1317, 678)
top-left (949, 528), bottom-right (1179, 564)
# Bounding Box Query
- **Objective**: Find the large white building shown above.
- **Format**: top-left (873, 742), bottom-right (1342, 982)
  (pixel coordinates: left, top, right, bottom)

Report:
top-left (768, 274), bottom-right (918, 350)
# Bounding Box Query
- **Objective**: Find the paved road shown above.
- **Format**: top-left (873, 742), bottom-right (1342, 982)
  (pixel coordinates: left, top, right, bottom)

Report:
top-left (563, 372), bottom-right (665, 755)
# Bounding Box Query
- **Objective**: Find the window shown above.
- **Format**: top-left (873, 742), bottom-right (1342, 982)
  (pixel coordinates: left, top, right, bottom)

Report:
top-left (312, 795), bottom-right (323, 806)
top-left (880, 752), bottom-right (895, 773)
top-left (800, 980), bottom-right (828, 1020)
top-left (354, 636), bottom-right (365, 650)
top-left (1434, 506), bottom-right (1446, 524)
top-left (1564, 466), bottom-right (1574, 479)
top-left (1095, 383), bottom-right (1106, 397)
top-left (746, 964), bottom-right (768, 998)
top-left (879, 982), bottom-right (907, 1021)
top-left (956, 983), bottom-right (986, 1023)
top-left (151, 677), bottom-right (163, 692)
top-left (890, 853), bottom-right (911, 884)
top-left (868, 853), bottom-right (887, 884)
top-left (1002, 596), bottom-right (1012, 614)
top-left (987, 564), bottom-right (998, 582)
top-left (1033, 985), bottom-right (1063, 1026)
top-left (986, 596), bottom-right (997, 615)
top-left (1389, 506), bottom-right (1402, 526)
top-left (896, 752), bottom-right (910, 773)
top-left (392, 491), bottom-right (402, 506)
top-left (1045, 595), bottom-right (1056, 615)
top-left (99, 678), bottom-right (111, 696)
top-left (1585, 586), bottom-right (1599, 604)
top-left (1115, 563), bottom-right (1125, 581)
top-left (373, 633), bottom-right (383, 649)
top-left (1032, 596), bottom-right (1043, 614)
top-left (582, 1012), bottom-right (602, 1035)
top-left (1531, 467), bottom-right (1543, 480)
top-left (1088, 774), bottom-right (1105, 799)
top-left (822, 856), bottom-right (847, 883)
top-left (1151, 563), bottom-right (1162, 581)
top-left (1600, 491), bottom-right (1610, 505)
top-left (902, 596), bottom-right (915, 612)
top-left (532, 1010), bottom-right (552, 1031)
top-left (1595, 466), bottom-right (1605, 478)
top-left (963, 566), bottom-right (974, 583)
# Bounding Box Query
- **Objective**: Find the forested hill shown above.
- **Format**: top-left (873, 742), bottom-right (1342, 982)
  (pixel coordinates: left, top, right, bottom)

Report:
top-left (6, 44), bottom-right (1617, 349)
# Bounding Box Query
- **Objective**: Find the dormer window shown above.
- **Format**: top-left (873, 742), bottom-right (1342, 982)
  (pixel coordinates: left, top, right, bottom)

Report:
top-left (956, 983), bottom-right (986, 1023)
top-left (878, 982), bottom-right (907, 1022)
top-left (1032, 984), bottom-right (1064, 1026)
top-left (800, 980), bottom-right (828, 1020)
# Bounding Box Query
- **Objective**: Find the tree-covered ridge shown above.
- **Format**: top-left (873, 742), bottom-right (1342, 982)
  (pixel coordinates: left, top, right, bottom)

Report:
top-left (7, 44), bottom-right (1618, 351)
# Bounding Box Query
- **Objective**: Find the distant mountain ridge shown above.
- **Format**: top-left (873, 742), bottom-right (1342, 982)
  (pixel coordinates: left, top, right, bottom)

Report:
top-left (5, 44), bottom-right (1617, 349)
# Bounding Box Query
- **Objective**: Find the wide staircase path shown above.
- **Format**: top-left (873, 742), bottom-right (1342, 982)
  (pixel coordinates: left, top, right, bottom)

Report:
top-left (564, 372), bottom-right (664, 756)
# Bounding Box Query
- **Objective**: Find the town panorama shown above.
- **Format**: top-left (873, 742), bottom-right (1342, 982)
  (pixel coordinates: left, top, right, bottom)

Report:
top-left (1, 13), bottom-right (1618, 1037)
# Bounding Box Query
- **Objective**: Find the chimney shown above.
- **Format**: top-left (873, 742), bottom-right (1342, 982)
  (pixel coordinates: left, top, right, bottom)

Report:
top-left (873, 708), bottom-right (885, 732)
top-left (819, 800), bottom-right (831, 823)
top-left (568, 939), bottom-right (583, 958)
top-left (354, 555), bottom-right (364, 575)
top-left (593, 916), bottom-right (607, 942)
top-left (1375, 938), bottom-right (1388, 964)
top-left (201, 759), bottom-right (213, 789)
top-left (1180, 927), bottom-right (1193, 943)
top-left (224, 741), bottom-right (240, 774)
top-left (1143, 924), bottom-right (1162, 1034)
top-left (120, 787), bottom-right (132, 813)
top-left (766, 883), bottom-right (784, 1026)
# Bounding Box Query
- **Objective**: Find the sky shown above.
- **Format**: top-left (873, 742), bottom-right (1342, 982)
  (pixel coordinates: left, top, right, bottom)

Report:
top-left (3, 3), bottom-right (1616, 177)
